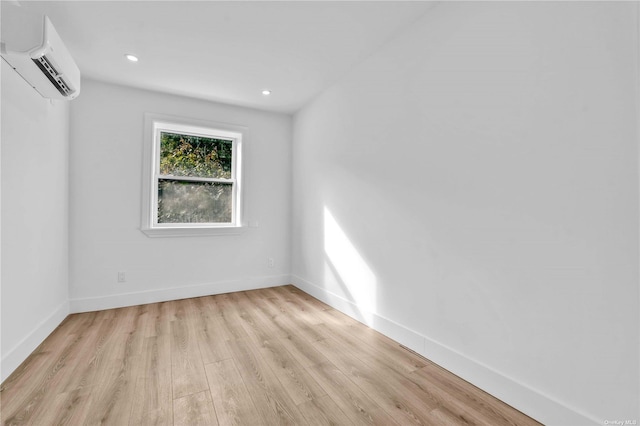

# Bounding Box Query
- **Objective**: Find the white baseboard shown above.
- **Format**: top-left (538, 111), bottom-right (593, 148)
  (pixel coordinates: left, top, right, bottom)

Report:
top-left (69, 274), bottom-right (291, 313)
top-left (1, 300), bottom-right (70, 383)
top-left (291, 274), bottom-right (599, 426)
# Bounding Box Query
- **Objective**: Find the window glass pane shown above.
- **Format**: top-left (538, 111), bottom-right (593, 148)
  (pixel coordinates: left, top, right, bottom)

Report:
top-left (160, 132), bottom-right (232, 179)
top-left (158, 179), bottom-right (232, 223)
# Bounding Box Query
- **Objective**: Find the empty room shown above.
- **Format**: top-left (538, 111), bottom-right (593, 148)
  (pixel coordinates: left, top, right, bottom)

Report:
top-left (1, 1), bottom-right (638, 425)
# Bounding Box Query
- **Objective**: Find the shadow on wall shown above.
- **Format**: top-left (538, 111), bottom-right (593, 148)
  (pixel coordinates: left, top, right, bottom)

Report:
top-left (323, 206), bottom-right (377, 325)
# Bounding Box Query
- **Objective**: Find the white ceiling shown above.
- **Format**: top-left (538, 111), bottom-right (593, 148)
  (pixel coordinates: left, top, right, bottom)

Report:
top-left (15, 1), bottom-right (434, 113)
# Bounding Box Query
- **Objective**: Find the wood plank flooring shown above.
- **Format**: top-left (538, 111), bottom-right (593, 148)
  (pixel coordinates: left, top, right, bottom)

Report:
top-left (0, 285), bottom-right (541, 425)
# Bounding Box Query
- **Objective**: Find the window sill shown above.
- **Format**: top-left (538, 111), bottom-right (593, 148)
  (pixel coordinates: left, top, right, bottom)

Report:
top-left (141, 225), bottom-right (246, 238)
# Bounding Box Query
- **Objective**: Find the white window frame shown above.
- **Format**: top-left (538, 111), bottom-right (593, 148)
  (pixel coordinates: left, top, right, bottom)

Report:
top-left (141, 113), bottom-right (246, 237)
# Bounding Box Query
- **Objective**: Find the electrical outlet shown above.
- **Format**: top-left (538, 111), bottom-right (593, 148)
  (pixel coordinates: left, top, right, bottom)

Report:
top-left (267, 258), bottom-right (275, 268)
top-left (117, 271), bottom-right (126, 283)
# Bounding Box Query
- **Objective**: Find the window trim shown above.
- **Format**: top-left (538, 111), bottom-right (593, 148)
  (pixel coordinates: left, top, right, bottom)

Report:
top-left (141, 113), bottom-right (246, 237)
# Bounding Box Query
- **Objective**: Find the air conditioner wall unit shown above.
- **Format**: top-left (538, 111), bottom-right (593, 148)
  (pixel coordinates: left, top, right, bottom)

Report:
top-left (1, 4), bottom-right (81, 100)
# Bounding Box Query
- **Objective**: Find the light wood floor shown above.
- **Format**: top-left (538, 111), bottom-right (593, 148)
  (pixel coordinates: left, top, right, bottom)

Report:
top-left (1, 285), bottom-right (541, 425)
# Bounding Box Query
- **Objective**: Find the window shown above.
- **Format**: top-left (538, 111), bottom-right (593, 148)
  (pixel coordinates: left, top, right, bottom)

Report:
top-left (141, 113), bottom-right (245, 237)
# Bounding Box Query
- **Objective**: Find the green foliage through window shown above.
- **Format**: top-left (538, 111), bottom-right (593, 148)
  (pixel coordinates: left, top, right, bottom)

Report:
top-left (157, 131), bottom-right (235, 224)
top-left (159, 132), bottom-right (232, 179)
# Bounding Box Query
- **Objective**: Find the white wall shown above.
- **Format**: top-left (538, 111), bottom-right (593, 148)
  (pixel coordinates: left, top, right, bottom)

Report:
top-left (1, 60), bottom-right (70, 382)
top-left (69, 80), bottom-right (291, 311)
top-left (292, 2), bottom-right (639, 424)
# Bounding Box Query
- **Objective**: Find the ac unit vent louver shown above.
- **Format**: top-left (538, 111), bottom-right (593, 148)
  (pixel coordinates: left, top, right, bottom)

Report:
top-left (32, 55), bottom-right (74, 97)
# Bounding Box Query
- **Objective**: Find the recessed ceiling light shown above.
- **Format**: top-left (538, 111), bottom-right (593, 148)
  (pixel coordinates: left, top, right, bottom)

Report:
top-left (262, 90), bottom-right (271, 96)
top-left (125, 54), bottom-right (139, 62)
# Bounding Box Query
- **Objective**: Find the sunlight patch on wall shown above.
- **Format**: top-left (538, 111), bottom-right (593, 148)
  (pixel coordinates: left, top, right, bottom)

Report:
top-left (324, 206), bottom-right (377, 325)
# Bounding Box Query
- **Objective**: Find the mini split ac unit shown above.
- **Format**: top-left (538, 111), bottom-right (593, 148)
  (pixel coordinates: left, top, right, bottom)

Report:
top-left (1, 4), bottom-right (80, 100)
